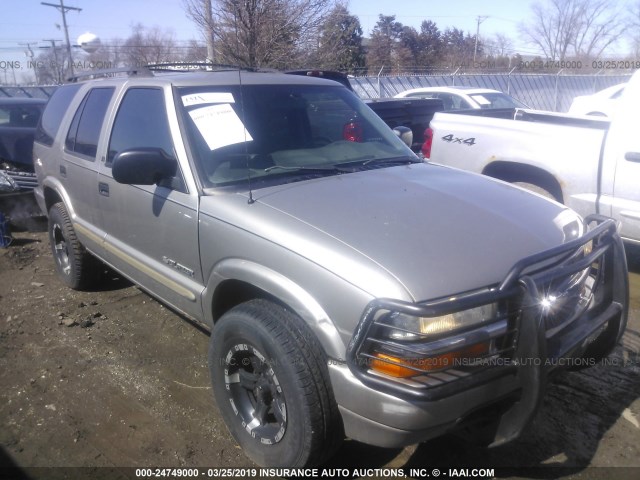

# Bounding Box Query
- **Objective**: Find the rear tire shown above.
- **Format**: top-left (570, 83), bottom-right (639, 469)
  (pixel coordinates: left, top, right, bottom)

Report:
top-left (209, 299), bottom-right (343, 467)
top-left (48, 202), bottom-right (100, 290)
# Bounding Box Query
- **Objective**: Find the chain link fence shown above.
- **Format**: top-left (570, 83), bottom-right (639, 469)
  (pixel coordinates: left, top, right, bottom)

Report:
top-left (350, 71), bottom-right (633, 112)
top-left (1, 71), bottom-right (634, 113)
top-left (0, 85), bottom-right (56, 99)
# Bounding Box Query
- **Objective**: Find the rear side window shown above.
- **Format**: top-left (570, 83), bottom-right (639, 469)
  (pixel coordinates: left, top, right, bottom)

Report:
top-left (107, 88), bottom-right (174, 165)
top-left (35, 84), bottom-right (82, 146)
top-left (0, 104), bottom-right (42, 127)
top-left (65, 87), bottom-right (114, 159)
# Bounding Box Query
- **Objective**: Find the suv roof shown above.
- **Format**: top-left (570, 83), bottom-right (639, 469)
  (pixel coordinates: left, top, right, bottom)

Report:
top-left (68, 68), bottom-right (348, 89)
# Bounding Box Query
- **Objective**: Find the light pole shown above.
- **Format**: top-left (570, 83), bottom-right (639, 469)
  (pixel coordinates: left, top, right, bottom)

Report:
top-left (41, 0), bottom-right (82, 78)
top-left (473, 16), bottom-right (488, 64)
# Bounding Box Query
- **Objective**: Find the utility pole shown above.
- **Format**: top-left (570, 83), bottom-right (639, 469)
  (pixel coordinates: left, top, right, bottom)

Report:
top-left (41, 0), bottom-right (82, 78)
top-left (473, 15), bottom-right (488, 64)
top-left (204, 0), bottom-right (215, 64)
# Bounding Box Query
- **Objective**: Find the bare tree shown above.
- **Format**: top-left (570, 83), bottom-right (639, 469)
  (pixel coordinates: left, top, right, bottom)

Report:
top-left (183, 0), bottom-right (216, 62)
top-left (184, 0), bottom-right (335, 69)
top-left (85, 37), bottom-right (125, 70)
top-left (520, 0), bottom-right (625, 61)
top-left (484, 33), bottom-right (512, 58)
top-left (572, 0), bottom-right (626, 58)
top-left (121, 24), bottom-right (180, 66)
top-left (183, 39), bottom-right (209, 62)
top-left (628, 0), bottom-right (640, 57)
top-left (35, 46), bottom-right (67, 84)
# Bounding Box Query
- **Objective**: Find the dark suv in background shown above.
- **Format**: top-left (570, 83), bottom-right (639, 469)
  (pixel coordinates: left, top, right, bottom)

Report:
top-left (0, 97), bottom-right (46, 227)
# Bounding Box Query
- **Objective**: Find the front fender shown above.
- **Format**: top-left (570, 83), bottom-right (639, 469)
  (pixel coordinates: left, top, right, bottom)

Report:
top-left (202, 258), bottom-right (346, 360)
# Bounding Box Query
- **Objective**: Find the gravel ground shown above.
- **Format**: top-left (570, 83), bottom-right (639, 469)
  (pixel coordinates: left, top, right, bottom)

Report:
top-left (1, 229), bottom-right (639, 480)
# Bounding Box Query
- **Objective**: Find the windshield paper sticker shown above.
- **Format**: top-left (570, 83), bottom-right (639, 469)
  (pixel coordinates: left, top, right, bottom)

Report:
top-left (189, 104), bottom-right (253, 150)
top-left (472, 95), bottom-right (491, 105)
top-left (181, 92), bottom-right (235, 106)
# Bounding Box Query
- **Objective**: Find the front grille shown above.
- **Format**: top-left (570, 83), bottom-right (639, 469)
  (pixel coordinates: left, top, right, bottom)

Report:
top-left (347, 216), bottom-right (624, 400)
top-left (5, 170), bottom-right (37, 190)
top-left (4, 170), bottom-right (38, 190)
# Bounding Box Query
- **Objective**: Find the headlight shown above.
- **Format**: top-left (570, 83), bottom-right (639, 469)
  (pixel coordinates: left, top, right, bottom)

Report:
top-left (382, 303), bottom-right (498, 341)
top-left (554, 209), bottom-right (584, 242)
top-left (0, 171), bottom-right (18, 192)
top-left (367, 303), bottom-right (500, 378)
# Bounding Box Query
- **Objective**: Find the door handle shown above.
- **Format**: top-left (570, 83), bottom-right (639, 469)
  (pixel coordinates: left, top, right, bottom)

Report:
top-left (624, 151), bottom-right (640, 162)
top-left (98, 182), bottom-right (110, 197)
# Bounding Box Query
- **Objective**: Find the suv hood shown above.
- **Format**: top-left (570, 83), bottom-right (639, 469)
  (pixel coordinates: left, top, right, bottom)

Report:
top-left (206, 163), bottom-right (578, 302)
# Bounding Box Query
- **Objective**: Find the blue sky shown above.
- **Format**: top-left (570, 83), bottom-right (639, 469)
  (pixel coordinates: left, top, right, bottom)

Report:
top-left (351, 0), bottom-right (529, 50)
top-left (0, 0), bottom-right (634, 82)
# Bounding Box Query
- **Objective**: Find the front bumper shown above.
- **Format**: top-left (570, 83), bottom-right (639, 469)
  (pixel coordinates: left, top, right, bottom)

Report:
top-left (0, 190), bottom-right (42, 224)
top-left (340, 216), bottom-right (628, 447)
top-left (0, 169), bottom-right (41, 225)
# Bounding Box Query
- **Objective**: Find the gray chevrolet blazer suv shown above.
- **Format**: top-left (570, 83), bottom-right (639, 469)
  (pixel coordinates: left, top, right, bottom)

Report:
top-left (33, 68), bottom-right (628, 468)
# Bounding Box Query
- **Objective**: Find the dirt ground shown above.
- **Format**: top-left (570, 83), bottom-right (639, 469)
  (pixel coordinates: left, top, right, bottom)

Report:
top-left (0, 227), bottom-right (639, 480)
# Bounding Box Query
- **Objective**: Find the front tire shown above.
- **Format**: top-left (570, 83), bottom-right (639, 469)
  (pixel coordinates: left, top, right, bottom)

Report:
top-left (48, 202), bottom-right (100, 290)
top-left (209, 299), bottom-right (343, 467)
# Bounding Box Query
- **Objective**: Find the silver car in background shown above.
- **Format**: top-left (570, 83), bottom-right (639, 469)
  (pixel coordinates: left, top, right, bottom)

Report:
top-left (394, 86), bottom-right (528, 110)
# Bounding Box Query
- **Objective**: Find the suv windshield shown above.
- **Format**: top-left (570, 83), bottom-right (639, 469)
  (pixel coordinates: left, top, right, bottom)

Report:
top-left (177, 84), bottom-right (415, 188)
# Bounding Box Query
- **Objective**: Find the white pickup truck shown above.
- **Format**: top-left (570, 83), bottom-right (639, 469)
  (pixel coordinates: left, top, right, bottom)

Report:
top-left (425, 70), bottom-right (640, 244)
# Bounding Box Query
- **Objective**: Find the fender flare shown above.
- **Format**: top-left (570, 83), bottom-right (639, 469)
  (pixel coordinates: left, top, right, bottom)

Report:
top-left (41, 177), bottom-right (76, 217)
top-left (203, 258), bottom-right (347, 360)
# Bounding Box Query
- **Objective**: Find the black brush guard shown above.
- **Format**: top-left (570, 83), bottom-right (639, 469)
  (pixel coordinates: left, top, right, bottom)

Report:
top-left (347, 215), bottom-right (628, 412)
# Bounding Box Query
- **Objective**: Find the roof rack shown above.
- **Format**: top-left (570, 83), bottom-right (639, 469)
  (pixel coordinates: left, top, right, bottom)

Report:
top-left (145, 62), bottom-right (254, 72)
top-left (67, 66), bottom-right (152, 82)
top-left (66, 62), bottom-right (256, 82)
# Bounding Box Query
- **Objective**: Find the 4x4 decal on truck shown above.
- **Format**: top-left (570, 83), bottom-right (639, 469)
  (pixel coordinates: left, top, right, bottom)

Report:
top-left (441, 134), bottom-right (476, 146)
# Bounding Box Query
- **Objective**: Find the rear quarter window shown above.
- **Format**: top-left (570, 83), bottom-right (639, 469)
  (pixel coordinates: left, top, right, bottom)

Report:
top-left (65, 87), bottom-right (114, 159)
top-left (35, 84), bottom-right (82, 146)
top-left (0, 104), bottom-right (42, 127)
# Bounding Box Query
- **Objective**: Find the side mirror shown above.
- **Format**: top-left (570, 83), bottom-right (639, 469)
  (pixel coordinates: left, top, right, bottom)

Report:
top-left (393, 126), bottom-right (413, 148)
top-left (112, 148), bottom-right (176, 185)
top-left (624, 151), bottom-right (640, 163)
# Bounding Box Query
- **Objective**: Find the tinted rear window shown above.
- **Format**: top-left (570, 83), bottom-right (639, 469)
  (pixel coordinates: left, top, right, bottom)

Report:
top-left (0, 104), bottom-right (43, 127)
top-left (65, 87), bottom-right (114, 159)
top-left (35, 84), bottom-right (82, 146)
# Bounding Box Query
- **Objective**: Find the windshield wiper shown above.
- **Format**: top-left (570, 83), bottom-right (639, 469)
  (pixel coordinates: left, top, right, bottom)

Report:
top-left (264, 165), bottom-right (349, 174)
top-left (337, 156), bottom-right (421, 169)
top-left (263, 157), bottom-right (420, 177)
top-left (362, 156), bottom-right (422, 166)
